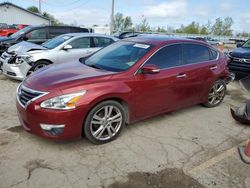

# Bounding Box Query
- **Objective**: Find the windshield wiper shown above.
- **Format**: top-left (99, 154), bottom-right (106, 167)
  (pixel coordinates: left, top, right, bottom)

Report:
top-left (88, 64), bottom-right (102, 70)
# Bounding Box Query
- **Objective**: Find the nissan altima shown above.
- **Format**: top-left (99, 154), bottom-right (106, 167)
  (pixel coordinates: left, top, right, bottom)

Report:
top-left (16, 36), bottom-right (230, 144)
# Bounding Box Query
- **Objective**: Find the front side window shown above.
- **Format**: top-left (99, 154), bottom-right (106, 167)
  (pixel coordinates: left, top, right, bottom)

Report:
top-left (93, 37), bottom-right (114, 47)
top-left (26, 28), bottom-right (46, 39)
top-left (85, 41), bottom-right (152, 72)
top-left (182, 44), bottom-right (210, 65)
top-left (68, 37), bottom-right (90, 49)
top-left (145, 44), bottom-right (182, 69)
top-left (242, 39), bottom-right (250, 48)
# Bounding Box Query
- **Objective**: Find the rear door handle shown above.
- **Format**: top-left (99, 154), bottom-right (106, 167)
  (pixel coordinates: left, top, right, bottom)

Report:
top-left (210, 65), bottom-right (218, 70)
top-left (176, 73), bottom-right (187, 79)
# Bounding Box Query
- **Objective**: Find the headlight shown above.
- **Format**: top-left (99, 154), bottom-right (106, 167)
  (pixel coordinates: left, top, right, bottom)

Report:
top-left (15, 55), bottom-right (33, 65)
top-left (40, 91), bottom-right (86, 110)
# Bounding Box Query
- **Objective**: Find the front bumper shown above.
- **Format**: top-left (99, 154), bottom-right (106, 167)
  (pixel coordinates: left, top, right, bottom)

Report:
top-left (16, 97), bottom-right (88, 140)
top-left (1, 59), bottom-right (31, 81)
top-left (228, 61), bottom-right (250, 74)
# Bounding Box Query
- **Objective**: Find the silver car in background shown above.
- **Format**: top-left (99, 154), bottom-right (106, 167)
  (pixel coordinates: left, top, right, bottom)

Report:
top-left (0, 33), bottom-right (117, 80)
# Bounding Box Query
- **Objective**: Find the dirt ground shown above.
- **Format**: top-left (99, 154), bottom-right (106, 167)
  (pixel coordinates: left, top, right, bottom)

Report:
top-left (0, 74), bottom-right (250, 188)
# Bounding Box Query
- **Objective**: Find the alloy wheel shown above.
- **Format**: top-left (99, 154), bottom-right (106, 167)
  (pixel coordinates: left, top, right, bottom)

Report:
top-left (208, 82), bottom-right (226, 105)
top-left (90, 105), bottom-right (123, 141)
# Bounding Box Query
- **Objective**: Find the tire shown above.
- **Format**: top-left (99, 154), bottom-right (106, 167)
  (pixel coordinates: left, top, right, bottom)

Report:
top-left (27, 60), bottom-right (50, 76)
top-left (203, 79), bottom-right (226, 108)
top-left (84, 100), bottom-right (126, 144)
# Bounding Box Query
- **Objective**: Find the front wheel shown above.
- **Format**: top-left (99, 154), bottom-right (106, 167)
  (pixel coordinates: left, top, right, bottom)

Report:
top-left (203, 80), bottom-right (226, 108)
top-left (27, 60), bottom-right (50, 76)
top-left (84, 100), bottom-right (126, 144)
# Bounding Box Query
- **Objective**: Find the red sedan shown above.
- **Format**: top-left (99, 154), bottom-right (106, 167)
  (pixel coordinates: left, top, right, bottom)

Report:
top-left (16, 36), bottom-right (230, 144)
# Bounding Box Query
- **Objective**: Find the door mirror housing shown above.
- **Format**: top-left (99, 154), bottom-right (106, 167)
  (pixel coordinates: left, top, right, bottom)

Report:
top-left (63, 44), bottom-right (73, 50)
top-left (236, 43), bottom-right (243, 48)
top-left (141, 64), bottom-right (160, 74)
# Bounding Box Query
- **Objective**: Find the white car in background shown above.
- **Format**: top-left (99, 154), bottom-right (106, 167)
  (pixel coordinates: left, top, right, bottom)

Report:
top-left (0, 33), bottom-right (118, 80)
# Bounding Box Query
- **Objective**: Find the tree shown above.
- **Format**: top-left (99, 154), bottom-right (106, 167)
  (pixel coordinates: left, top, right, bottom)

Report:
top-left (43, 12), bottom-right (63, 26)
top-left (156, 26), bottom-right (166, 33)
top-left (123, 16), bottom-right (133, 30)
top-left (222, 17), bottom-right (233, 36)
top-left (212, 17), bottom-right (233, 36)
top-left (27, 6), bottom-right (63, 26)
top-left (27, 6), bottom-right (40, 14)
top-left (139, 17), bottom-right (150, 32)
top-left (113, 13), bottom-right (133, 31)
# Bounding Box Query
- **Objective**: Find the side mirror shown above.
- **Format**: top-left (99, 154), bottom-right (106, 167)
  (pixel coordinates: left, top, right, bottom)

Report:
top-left (63, 44), bottom-right (72, 50)
top-left (236, 43), bottom-right (242, 48)
top-left (141, 64), bottom-right (160, 74)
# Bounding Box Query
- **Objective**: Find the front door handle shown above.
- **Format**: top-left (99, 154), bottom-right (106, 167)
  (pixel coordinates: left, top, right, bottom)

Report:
top-left (210, 65), bottom-right (218, 70)
top-left (176, 73), bottom-right (187, 79)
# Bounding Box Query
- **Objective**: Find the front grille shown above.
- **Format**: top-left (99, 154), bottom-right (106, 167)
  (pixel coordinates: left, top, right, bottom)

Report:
top-left (232, 57), bottom-right (250, 64)
top-left (17, 85), bottom-right (46, 107)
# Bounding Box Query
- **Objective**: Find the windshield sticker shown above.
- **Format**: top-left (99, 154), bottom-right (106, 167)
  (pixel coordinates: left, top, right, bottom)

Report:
top-left (133, 43), bottom-right (150, 49)
top-left (126, 61), bottom-right (134, 66)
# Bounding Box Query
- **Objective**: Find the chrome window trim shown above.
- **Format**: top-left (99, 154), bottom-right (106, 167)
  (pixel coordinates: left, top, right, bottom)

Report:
top-left (16, 83), bottom-right (49, 109)
top-left (134, 42), bottom-right (220, 75)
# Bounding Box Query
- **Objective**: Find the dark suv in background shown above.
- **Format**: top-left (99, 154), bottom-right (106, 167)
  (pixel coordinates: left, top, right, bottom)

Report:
top-left (228, 39), bottom-right (250, 76)
top-left (0, 25), bottom-right (90, 55)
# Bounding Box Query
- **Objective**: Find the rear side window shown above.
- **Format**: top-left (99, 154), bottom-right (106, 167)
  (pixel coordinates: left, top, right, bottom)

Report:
top-left (210, 49), bottom-right (219, 60)
top-left (68, 37), bottom-right (90, 48)
top-left (26, 28), bottom-right (46, 39)
top-left (146, 44), bottom-right (182, 69)
top-left (182, 44), bottom-right (210, 64)
top-left (48, 27), bottom-right (70, 38)
top-left (93, 37), bottom-right (114, 47)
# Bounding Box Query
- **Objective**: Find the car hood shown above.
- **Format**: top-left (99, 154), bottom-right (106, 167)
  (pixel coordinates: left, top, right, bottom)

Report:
top-left (7, 41), bottom-right (47, 55)
top-left (24, 62), bottom-right (115, 92)
top-left (0, 36), bottom-right (12, 42)
top-left (231, 47), bottom-right (250, 59)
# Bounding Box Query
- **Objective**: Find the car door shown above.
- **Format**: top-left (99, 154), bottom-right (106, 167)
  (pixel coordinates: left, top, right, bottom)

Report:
top-left (135, 44), bottom-right (190, 118)
top-left (25, 28), bottom-right (48, 44)
top-left (180, 43), bottom-right (219, 105)
top-left (56, 37), bottom-right (92, 63)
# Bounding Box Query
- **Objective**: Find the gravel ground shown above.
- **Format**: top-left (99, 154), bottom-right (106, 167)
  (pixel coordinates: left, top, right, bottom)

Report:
top-left (0, 74), bottom-right (250, 188)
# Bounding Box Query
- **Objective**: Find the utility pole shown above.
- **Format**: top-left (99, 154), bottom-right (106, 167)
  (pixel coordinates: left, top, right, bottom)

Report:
top-left (39, 0), bottom-right (41, 13)
top-left (110, 0), bottom-right (115, 34)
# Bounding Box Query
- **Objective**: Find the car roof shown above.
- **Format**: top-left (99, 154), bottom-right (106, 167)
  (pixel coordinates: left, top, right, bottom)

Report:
top-left (123, 34), bottom-right (207, 46)
top-left (59, 33), bottom-right (118, 39)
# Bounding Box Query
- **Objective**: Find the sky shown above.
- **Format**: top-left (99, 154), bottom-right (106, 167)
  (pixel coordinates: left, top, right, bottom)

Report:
top-left (5, 0), bottom-right (250, 33)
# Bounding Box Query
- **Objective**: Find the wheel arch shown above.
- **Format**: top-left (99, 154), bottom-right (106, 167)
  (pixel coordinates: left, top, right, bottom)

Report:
top-left (81, 96), bottom-right (131, 137)
top-left (27, 59), bottom-right (54, 76)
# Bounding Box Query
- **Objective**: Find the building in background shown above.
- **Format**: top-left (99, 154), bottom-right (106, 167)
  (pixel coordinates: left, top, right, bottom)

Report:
top-left (0, 2), bottom-right (50, 25)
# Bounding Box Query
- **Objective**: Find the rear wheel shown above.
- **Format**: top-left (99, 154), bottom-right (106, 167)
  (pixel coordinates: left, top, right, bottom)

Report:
top-left (84, 100), bottom-right (126, 144)
top-left (203, 80), bottom-right (226, 107)
top-left (27, 60), bottom-right (50, 76)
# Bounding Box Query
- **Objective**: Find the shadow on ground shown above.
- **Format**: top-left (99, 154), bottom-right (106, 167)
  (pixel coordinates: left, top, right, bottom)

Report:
top-left (108, 168), bottom-right (205, 188)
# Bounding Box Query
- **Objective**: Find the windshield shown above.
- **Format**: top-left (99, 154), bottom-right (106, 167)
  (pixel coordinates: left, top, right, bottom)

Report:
top-left (10, 26), bottom-right (33, 39)
top-left (85, 41), bottom-right (152, 72)
top-left (242, 39), bottom-right (250, 48)
top-left (42, 35), bottom-right (73, 49)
